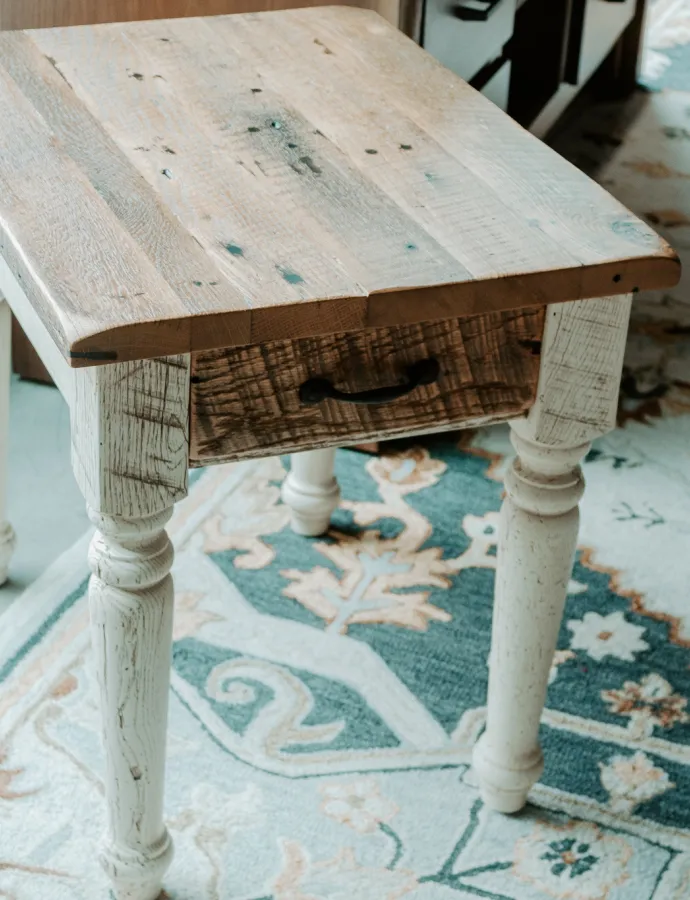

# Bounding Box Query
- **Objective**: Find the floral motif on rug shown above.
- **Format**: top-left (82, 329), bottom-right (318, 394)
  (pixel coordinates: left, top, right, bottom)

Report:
top-left (1, 396), bottom-right (690, 898)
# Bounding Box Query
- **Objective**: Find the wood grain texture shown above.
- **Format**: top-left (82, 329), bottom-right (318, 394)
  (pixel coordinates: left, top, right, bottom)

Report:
top-left (515, 293), bottom-right (632, 447)
top-left (72, 355), bottom-right (190, 518)
top-left (189, 308), bottom-right (546, 463)
top-left (0, 7), bottom-right (679, 367)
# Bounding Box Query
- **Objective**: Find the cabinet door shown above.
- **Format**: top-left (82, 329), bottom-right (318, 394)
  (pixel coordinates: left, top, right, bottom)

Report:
top-left (565, 0), bottom-right (636, 86)
top-left (508, 0), bottom-right (572, 127)
top-left (423, 0), bottom-right (516, 84)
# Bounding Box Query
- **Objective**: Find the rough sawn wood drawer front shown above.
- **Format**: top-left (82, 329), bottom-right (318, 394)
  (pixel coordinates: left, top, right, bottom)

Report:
top-left (189, 306), bottom-right (546, 463)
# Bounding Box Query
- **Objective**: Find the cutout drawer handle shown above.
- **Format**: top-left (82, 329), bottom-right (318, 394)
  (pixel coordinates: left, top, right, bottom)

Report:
top-left (299, 358), bottom-right (440, 406)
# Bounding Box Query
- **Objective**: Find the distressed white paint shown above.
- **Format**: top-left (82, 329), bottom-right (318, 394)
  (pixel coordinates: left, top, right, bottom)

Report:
top-left (0, 297), bottom-right (16, 585)
top-left (71, 355), bottom-right (189, 519)
top-left (472, 429), bottom-right (589, 812)
top-left (473, 295), bottom-right (631, 813)
top-left (72, 355), bottom-right (189, 899)
top-left (522, 294), bottom-right (632, 447)
top-left (88, 506), bottom-right (175, 900)
top-left (282, 448), bottom-right (340, 536)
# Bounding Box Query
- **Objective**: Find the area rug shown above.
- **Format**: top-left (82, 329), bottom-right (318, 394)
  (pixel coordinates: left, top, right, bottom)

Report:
top-left (2, 393), bottom-right (690, 900)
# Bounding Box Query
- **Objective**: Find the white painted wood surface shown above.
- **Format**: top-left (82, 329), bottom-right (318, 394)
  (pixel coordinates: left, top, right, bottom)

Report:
top-left (523, 295), bottom-right (633, 447)
top-left (72, 355), bottom-right (189, 899)
top-left (0, 297), bottom-right (15, 585)
top-left (472, 429), bottom-right (589, 812)
top-left (473, 294), bottom-right (632, 812)
top-left (88, 506), bottom-right (176, 900)
top-left (282, 448), bottom-right (341, 536)
top-left (72, 356), bottom-right (189, 519)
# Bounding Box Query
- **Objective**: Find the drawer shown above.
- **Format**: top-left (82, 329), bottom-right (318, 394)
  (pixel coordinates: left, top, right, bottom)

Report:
top-left (570, 0), bottom-right (636, 86)
top-left (189, 307), bottom-right (545, 464)
top-left (423, 0), bottom-right (516, 84)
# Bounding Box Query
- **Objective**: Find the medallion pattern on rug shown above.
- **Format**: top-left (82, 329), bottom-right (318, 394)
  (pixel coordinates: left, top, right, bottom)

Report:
top-left (2, 404), bottom-right (690, 899)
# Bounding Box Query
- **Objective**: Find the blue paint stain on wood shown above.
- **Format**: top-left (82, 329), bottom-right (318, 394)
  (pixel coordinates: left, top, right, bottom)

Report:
top-left (277, 266), bottom-right (304, 285)
top-left (225, 244), bottom-right (244, 257)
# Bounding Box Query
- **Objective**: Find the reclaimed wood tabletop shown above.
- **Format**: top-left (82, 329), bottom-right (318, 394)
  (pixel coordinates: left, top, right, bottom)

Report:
top-left (0, 6), bottom-right (680, 366)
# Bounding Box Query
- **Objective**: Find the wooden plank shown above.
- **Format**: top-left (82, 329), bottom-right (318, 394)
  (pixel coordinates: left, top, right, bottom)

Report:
top-left (0, 7), bottom-right (679, 367)
top-left (189, 307), bottom-right (546, 462)
top-left (288, 8), bottom-right (678, 289)
top-left (32, 24), bottom-right (375, 328)
top-left (69, 18), bottom-right (471, 302)
top-left (181, 17), bottom-right (579, 292)
top-left (0, 33), bottom-right (252, 355)
top-left (0, 60), bottom-right (201, 362)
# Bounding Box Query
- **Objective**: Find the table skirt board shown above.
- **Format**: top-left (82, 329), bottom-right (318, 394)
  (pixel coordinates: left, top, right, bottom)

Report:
top-left (189, 306), bottom-right (546, 463)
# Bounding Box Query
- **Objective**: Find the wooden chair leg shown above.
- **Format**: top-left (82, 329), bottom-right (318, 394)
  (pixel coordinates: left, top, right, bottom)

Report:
top-left (282, 448), bottom-right (341, 536)
top-left (0, 298), bottom-right (16, 586)
top-left (473, 425), bottom-right (589, 812)
top-left (71, 356), bottom-right (189, 900)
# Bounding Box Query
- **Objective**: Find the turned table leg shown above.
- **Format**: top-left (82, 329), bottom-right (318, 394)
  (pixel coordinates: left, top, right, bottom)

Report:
top-left (0, 298), bottom-right (16, 586)
top-left (88, 508), bottom-right (175, 899)
top-left (282, 448), bottom-right (340, 536)
top-left (473, 426), bottom-right (588, 812)
top-left (72, 356), bottom-right (189, 900)
top-left (473, 295), bottom-right (632, 812)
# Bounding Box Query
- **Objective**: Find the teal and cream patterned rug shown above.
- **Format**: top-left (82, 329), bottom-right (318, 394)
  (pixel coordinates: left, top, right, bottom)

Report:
top-left (3, 3), bottom-right (690, 898)
top-left (2, 395), bottom-right (690, 900)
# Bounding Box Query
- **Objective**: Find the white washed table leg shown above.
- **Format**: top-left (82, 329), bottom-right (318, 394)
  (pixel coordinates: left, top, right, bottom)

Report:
top-left (72, 355), bottom-right (189, 900)
top-left (282, 448), bottom-right (341, 536)
top-left (473, 428), bottom-right (588, 811)
top-left (0, 298), bottom-right (16, 585)
top-left (474, 294), bottom-right (632, 812)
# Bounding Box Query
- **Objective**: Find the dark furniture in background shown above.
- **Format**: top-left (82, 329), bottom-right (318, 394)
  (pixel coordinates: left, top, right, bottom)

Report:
top-left (422, 0), bottom-right (646, 131)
